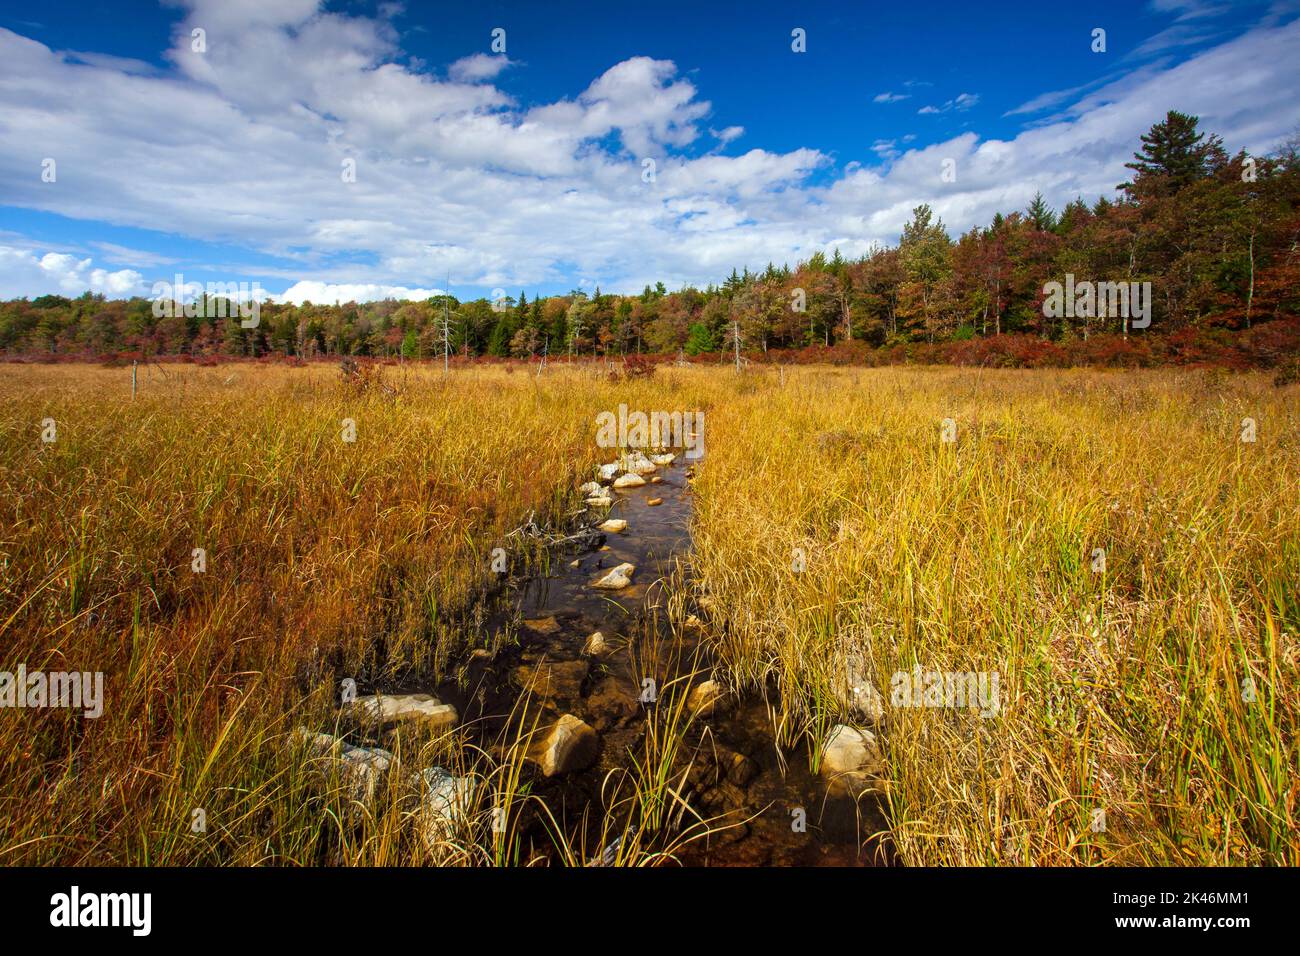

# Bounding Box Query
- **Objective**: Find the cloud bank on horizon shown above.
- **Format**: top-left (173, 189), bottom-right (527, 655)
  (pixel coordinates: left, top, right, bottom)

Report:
top-left (0, 0), bottom-right (1298, 304)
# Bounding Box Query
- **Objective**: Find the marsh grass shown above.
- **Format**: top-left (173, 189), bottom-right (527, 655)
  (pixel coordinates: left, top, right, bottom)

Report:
top-left (3, 361), bottom-right (1294, 866)
top-left (0, 362), bottom-right (712, 864)
top-left (691, 366), bottom-right (1298, 865)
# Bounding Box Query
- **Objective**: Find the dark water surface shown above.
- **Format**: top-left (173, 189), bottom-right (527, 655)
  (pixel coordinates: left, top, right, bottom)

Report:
top-left (409, 454), bottom-right (890, 865)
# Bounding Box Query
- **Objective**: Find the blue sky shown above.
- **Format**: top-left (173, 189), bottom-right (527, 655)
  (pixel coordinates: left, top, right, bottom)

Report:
top-left (1, 0), bottom-right (1298, 304)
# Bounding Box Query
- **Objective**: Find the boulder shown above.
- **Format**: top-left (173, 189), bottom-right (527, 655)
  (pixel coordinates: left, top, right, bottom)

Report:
top-left (621, 451), bottom-right (658, 475)
top-left (829, 656), bottom-right (886, 725)
top-left (599, 518), bottom-right (627, 533)
top-left (820, 724), bottom-right (885, 783)
top-left (593, 562), bottom-right (635, 590)
top-left (418, 766), bottom-right (475, 851)
top-left (528, 714), bottom-right (599, 777)
top-left (597, 463), bottom-right (620, 481)
top-left (650, 453), bottom-right (676, 466)
top-left (847, 681), bottom-right (886, 724)
top-left (347, 694), bottom-right (458, 731)
top-left (578, 481), bottom-right (603, 497)
top-left (582, 630), bottom-right (609, 656)
top-left (649, 476), bottom-right (663, 484)
top-left (613, 473), bottom-right (646, 489)
top-left (290, 729), bottom-right (394, 804)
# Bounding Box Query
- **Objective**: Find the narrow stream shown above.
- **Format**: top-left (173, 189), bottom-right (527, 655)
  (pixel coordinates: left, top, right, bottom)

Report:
top-left (396, 454), bottom-right (891, 865)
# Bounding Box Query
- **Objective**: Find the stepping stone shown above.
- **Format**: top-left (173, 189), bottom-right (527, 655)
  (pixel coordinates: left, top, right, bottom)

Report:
top-left (592, 562), bottom-right (635, 589)
top-left (347, 694), bottom-right (458, 730)
top-left (528, 714), bottom-right (599, 777)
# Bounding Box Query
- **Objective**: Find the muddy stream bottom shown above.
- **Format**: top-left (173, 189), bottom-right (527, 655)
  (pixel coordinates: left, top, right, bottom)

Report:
top-left (392, 455), bottom-right (891, 866)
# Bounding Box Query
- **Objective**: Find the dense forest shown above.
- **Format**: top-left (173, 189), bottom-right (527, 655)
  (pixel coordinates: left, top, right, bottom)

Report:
top-left (4, 112), bottom-right (1298, 370)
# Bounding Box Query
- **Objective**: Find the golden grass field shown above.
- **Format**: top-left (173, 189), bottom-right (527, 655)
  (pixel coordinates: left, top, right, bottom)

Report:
top-left (1, 361), bottom-right (1296, 865)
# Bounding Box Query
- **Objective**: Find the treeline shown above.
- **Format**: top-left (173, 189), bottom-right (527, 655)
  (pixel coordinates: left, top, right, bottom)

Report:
top-left (3, 112), bottom-right (1298, 366)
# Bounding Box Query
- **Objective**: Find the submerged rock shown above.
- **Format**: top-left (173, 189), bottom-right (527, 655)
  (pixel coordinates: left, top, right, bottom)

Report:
top-left (687, 679), bottom-right (727, 718)
top-left (418, 766), bottom-right (475, 851)
top-left (347, 694), bottom-right (458, 731)
top-left (585, 677), bottom-right (640, 731)
top-left (599, 518), bottom-right (627, 533)
top-left (515, 658), bottom-right (590, 699)
top-left (528, 714), bottom-right (599, 777)
top-left (613, 473), bottom-right (646, 489)
top-left (593, 562), bottom-right (635, 590)
top-left (522, 616), bottom-right (561, 635)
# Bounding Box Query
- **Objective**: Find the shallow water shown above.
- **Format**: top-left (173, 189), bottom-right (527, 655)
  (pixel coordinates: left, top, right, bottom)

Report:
top-left (420, 454), bottom-right (891, 865)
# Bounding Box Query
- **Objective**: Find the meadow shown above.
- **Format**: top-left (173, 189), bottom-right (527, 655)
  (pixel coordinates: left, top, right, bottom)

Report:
top-left (0, 360), bottom-right (1295, 865)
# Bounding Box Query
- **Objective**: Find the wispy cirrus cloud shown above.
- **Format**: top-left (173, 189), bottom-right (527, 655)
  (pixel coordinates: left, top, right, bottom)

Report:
top-left (918, 92), bottom-right (979, 115)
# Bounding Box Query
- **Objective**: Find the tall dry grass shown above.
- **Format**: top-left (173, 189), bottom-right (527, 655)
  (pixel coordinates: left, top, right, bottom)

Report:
top-left (4, 360), bottom-right (1295, 866)
top-left (690, 365), bottom-right (1299, 865)
top-left (0, 361), bottom-right (714, 864)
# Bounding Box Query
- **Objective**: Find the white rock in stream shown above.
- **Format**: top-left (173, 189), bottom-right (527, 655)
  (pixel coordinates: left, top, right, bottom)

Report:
top-left (578, 481), bottom-right (603, 497)
top-left (625, 457), bottom-right (658, 476)
top-left (586, 495), bottom-right (613, 508)
top-left (613, 473), bottom-right (646, 489)
top-left (418, 766), bottom-right (476, 851)
top-left (347, 693), bottom-right (458, 730)
top-left (650, 453), bottom-right (676, 466)
top-left (597, 463), bottom-right (620, 481)
top-left (592, 562), bottom-right (636, 590)
top-left (599, 518), bottom-right (627, 533)
top-left (290, 728), bottom-right (394, 804)
top-left (582, 631), bottom-right (609, 656)
top-left (820, 724), bottom-right (885, 779)
top-left (528, 714), bottom-right (599, 777)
